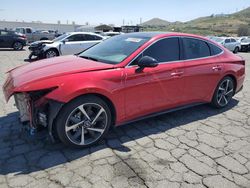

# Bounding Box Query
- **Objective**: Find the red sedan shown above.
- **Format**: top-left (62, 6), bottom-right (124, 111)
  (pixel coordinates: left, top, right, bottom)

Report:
top-left (3, 32), bottom-right (245, 148)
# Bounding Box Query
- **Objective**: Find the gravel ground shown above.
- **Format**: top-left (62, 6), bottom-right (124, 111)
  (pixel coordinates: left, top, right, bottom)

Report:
top-left (0, 48), bottom-right (250, 188)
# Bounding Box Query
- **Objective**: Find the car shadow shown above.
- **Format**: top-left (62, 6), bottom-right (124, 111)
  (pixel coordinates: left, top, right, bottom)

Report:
top-left (0, 99), bottom-right (239, 175)
top-left (24, 58), bottom-right (39, 63)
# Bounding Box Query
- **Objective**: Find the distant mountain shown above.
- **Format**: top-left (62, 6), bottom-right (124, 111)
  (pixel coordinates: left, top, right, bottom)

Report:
top-left (141, 18), bottom-right (170, 26)
top-left (142, 7), bottom-right (250, 36)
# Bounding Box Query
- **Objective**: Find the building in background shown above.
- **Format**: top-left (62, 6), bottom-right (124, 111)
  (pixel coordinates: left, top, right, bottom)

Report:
top-left (0, 20), bottom-right (144, 34)
top-left (0, 20), bottom-right (81, 33)
top-left (121, 25), bottom-right (143, 33)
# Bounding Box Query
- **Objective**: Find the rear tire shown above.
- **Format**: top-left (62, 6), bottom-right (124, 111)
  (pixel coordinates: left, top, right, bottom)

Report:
top-left (233, 47), bottom-right (239, 54)
top-left (211, 76), bottom-right (235, 108)
top-left (13, 41), bottom-right (23, 50)
top-left (55, 96), bottom-right (112, 148)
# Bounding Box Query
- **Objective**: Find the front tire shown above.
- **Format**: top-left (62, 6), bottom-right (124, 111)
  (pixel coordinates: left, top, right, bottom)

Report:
top-left (45, 49), bottom-right (59, 58)
top-left (211, 76), bottom-right (235, 108)
top-left (55, 96), bottom-right (112, 148)
top-left (13, 41), bottom-right (23, 50)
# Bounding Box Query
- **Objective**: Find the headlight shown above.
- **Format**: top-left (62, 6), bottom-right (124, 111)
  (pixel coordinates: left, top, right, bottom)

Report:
top-left (28, 87), bottom-right (58, 101)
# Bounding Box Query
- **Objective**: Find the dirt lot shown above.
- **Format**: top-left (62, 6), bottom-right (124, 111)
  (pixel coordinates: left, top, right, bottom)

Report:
top-left (0, 48), bottom-right (250, 188)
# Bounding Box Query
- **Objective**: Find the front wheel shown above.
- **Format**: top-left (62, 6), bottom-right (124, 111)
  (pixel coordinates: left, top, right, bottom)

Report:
top-left (55, 96), bottom-right (112, 148)
top-left (211, 76), bottom-right (235, 108)
top-left (13, 42), bottom-right (23, 50)
top-left (45, 49), bottom-right (59, 58)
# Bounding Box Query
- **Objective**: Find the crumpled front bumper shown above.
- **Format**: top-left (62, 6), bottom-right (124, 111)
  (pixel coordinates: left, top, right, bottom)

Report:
top-left (28, 46), bottom-right (45, 56)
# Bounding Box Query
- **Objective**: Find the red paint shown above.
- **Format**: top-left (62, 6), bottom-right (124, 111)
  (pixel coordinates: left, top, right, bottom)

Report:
top-left (3, 33), bottom-right (245, 126)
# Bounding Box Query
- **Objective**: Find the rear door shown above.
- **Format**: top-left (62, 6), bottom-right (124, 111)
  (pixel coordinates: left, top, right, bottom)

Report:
top-left (224, 38), bottom-right (233, 51)
top-left (82, 34), bottom-right (102, 49)
top-left (180, 37), bottom-right (223, 103)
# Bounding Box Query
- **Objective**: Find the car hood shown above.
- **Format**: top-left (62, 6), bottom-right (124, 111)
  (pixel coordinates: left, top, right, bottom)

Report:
top-left (29, 40), bottom-right (54, 47)
top-left (8, 55), bottom-right (115, 87)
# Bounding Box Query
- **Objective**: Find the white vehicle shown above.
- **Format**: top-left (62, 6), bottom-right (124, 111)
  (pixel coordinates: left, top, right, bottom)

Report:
top-left (104, 32), bottom-right (123, 37)
top-left (28, 32), bottom-right (105, 59)
top-left (211, 37), bottom-right (241, 53)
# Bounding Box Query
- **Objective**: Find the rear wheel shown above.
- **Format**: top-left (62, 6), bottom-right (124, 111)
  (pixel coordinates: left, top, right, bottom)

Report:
top-left (211, 76), bottom-right (235, 108)
top-left (233, 47), bottom-right (239, 54)
top-left (13, 41), bottom-right (23, 50)
top-left (45, 49), bottom-right (59, 58)
top-left (55, 96), bottom-right (112, 148)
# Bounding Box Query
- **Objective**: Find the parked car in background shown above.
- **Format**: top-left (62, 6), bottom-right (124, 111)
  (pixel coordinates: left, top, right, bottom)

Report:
top-left (3, 32), bottom-right (245, 148)
top-left (211, 37), bottom-right (241, 53)
top-left (15, 27), bottom-right (55, 43)
top-left (104, 31), bottom-right (123, 37)
top-left (28, 32), bottom-right (105, 59)
top-left (0, 29), bottom-right (27, 50)
top-left (240, 38), bottom-right (250, 52)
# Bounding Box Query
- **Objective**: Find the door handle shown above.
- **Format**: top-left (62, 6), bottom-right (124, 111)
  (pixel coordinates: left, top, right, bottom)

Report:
top-left (171, 71), bottom-right (184, 77)
top-left (212, 65), bottom-right (222, 71)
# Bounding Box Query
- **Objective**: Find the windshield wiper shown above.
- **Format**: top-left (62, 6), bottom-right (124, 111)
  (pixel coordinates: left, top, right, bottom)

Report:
top-left (80, 55), bottom-right (99, 62)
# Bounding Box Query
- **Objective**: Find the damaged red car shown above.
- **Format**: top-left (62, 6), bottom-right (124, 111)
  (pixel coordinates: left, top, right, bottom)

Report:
top-left (3, 32), bottom-right (245, 148)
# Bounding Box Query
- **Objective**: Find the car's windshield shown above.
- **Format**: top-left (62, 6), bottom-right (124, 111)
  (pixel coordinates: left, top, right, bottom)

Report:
top-left (212, 37), bottom-right (224, 43)
top-left (79, 34), bottom-right (151, 64)
top-left (53, 33), bottom-right (70, 42)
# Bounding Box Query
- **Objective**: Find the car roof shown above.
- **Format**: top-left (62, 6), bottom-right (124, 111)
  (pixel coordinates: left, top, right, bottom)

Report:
top-left (67, 32), bottom-right (100, 35)
top-left (121, 32), bottom-right (213, 41)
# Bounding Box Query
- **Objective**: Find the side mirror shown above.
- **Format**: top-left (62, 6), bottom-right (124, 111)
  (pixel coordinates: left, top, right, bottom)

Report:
top-left (136, 56), bottom-right (158, 72)
top-left (62, 38), bottom-right (69, 44)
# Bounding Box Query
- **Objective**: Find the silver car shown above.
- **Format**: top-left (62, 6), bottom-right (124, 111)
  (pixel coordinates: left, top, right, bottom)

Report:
top-left (211, 37), bottom-right (241, 53)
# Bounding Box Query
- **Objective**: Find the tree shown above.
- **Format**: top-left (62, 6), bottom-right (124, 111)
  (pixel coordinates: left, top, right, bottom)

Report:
top-left (237, 25), bottom-right (250, 36)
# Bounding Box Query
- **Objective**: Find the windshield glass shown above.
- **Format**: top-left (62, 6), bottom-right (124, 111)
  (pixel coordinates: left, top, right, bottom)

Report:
top-left (79, 34), bottom-right (151, 64)
top-left (212, 37), bottom-right (224, 43)
top-left (53, 33), bottom-right (70, 42)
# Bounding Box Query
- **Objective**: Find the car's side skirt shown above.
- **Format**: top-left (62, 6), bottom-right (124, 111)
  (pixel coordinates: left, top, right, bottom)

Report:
top-left (116, 102), bottom-right (205, 127)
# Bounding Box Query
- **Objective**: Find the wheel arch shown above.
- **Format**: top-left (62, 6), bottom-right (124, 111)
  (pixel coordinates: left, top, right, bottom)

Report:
top-left (49, 92), bottom-right (117, 139)
top-left (45, 48), bottom-right (59, 56)
top-left (224, 74), bottom-right (237, 93)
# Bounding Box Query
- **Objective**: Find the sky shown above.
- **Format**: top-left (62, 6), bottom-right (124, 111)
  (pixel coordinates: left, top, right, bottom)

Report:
top-left (0, 0), bottom-right (250, 26)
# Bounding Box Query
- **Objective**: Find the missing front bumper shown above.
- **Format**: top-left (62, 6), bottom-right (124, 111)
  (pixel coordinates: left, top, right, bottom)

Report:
top-left (14, 93), bottom-right (30, 122)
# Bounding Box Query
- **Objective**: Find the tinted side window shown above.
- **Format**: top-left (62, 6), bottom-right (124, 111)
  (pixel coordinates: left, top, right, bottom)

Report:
top-left (225, 39), bottom-right (230, 43)
top-left (182, 38), bottom-right (210, 59)
top-left (208, 43), bottom-right (223, 55)
top-left (142, 38), bottom-right (180, 62)
top-left (231, 38), bottom-right (236, 42)
top-left (26, 28), bottom-right (32, 33)
top-left (85, 34), bottom-right (102, 41)
top-left (67, 34), bottom-right (86, 41)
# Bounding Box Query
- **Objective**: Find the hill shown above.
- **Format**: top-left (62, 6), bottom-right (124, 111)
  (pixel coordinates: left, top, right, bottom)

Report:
top-left (141, 18), bottom-right (170, 26)
top-left (142, 7), bottom-right (250, 36)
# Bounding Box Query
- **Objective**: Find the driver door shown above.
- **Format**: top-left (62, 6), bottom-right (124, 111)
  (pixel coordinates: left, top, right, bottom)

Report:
top-left (123, 37), bottom-right (185, 121)
top-left (60, 34), bottom-right (86, 55)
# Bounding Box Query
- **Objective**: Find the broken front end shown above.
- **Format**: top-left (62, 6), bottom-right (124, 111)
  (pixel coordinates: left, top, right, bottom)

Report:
top-left (4, 76), bottom-right (62, 140)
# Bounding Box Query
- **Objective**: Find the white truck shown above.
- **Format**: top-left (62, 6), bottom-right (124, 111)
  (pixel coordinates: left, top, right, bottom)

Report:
top-left (15, 27), bottom-right (56, 43)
